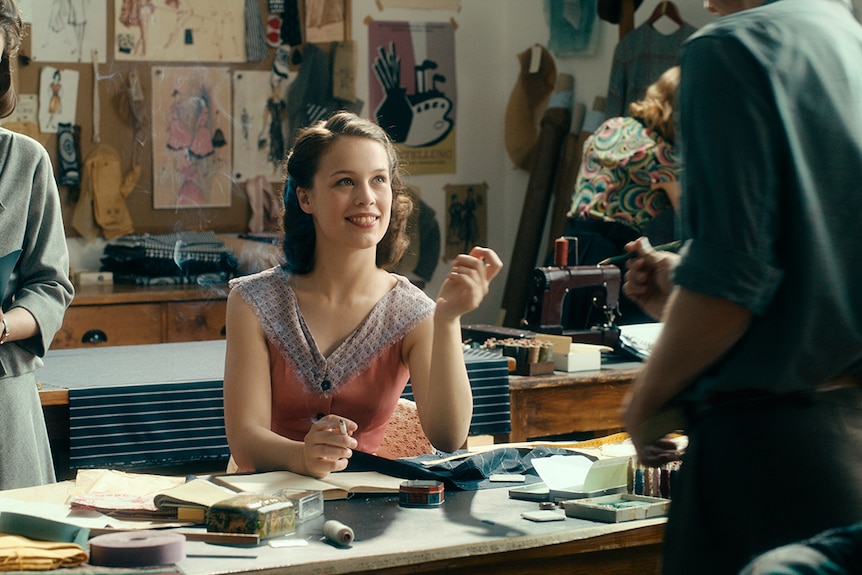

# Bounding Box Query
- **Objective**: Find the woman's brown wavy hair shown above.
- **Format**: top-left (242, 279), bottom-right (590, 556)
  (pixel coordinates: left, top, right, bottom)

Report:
top-left (628, 66), bottom-right (680, 143)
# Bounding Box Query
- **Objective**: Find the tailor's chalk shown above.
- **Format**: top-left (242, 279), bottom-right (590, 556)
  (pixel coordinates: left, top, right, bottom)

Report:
top-left (269, 538), bottom-right (309, 548)
top-left (322, 520), bottom-right (354, 547)
top-left (521, 510), bottom-right (565, 522)
top-left (597, 240), bottom-right (683, 266)
top-left (489, 473), bottom-right (526, 482)
top-left (339, 418), bottom-right (347, 436)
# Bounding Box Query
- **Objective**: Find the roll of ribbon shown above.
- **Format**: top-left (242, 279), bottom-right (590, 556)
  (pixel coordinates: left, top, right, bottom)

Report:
top-left (322, 520), bottom-right (353, 547)
top-left (89, 531), bottom-right (186, 567)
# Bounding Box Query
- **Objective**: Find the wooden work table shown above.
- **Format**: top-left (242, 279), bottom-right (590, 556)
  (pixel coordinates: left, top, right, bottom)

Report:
top-left (0, 479), bottom-right (665, 575)
top-left (504, 358), bottom-right (643, 442)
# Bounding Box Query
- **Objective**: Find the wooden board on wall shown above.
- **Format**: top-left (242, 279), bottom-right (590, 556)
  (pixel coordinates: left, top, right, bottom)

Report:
top-left (13, 0), bottom-right (293, 236)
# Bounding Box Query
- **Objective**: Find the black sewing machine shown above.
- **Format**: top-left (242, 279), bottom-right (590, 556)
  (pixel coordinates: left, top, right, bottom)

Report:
top-left (522, 239), bottom-right (621, 347)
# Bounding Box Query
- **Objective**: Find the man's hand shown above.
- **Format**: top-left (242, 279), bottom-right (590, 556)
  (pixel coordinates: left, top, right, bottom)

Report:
top-left (623, 237), bottom-right (680, 320)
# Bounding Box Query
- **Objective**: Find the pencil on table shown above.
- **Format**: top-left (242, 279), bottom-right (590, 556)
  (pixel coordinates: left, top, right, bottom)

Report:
top-left (598, 240), bottom-right (683, 266)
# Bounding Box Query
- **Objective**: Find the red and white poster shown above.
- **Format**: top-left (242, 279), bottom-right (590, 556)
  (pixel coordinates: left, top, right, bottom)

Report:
top-left (368, 20), bottom-right (457, 175)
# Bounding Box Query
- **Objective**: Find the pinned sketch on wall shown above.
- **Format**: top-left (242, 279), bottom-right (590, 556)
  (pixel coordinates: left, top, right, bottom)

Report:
top-left (368, 20), bottom-right (457, 175)
top-left (304, 0), bottom-right (345, 44)
top-left (232, 71), bottom-right (294, 183)
top-left (1, 95), bottom-right (37, 125)
top-left (30, 0), bottom-right (107, 63)
top-left (38, 67), bottom-right (80, 133)
top-left (151, 66), bottom-right (232, 209)
top-left (444, 182), bottom-right (487, 262)
top-left (114, 0), bottom-right (245, 62)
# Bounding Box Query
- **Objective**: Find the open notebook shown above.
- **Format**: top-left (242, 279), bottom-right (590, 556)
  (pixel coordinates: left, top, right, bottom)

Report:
top-left (212, 470), bottom-right (405, 501)
top-left (618, 322), bottom-right (663, 360)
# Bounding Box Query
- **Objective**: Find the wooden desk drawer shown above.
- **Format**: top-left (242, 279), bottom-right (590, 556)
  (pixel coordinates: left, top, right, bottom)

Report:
top-left (166, 300), bottom-right (227, 342)
top-left (54, 303), bottom-right (163, 349)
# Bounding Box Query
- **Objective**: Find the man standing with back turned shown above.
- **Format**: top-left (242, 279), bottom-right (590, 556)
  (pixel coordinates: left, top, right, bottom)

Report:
top-left (619, 0), bottom-right (862, 573)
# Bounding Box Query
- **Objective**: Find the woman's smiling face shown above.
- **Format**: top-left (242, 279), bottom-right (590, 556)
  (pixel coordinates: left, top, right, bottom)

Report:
top-left (297, 135), bottom-right (394, 252)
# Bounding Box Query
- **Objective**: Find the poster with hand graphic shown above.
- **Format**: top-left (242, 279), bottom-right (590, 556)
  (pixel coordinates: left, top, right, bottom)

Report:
top-left (368, 20), bottom-right (457, 175)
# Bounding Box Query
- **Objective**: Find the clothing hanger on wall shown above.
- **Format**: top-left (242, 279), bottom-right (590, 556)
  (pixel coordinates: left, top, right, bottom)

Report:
top-left (647, 0), bottom-right (684, 26)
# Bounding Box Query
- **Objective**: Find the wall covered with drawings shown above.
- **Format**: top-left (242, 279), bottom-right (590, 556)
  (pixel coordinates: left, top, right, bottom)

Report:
top-left (5, 0), bottom-right (741, 326)
top-left (10, 0), bottom-right (339, 237)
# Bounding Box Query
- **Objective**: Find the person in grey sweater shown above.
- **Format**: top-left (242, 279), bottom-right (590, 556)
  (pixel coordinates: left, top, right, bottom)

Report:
top-left (0, 0), bottom-right (74, 490)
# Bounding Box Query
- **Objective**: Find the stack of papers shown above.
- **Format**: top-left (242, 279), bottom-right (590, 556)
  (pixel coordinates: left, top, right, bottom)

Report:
top-left (618, 323), bottom-right (664, 360)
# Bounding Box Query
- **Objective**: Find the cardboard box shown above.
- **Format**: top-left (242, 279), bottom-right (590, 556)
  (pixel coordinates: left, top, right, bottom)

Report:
top-left (562, 493), bottom-right (669, 523)
top-left (553, 349), bottom-right (600, 372)
top-left (535, 334), bottom-right (611, 372)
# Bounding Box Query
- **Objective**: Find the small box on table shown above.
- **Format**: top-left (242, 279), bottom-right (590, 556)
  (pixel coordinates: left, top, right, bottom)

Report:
top-left (562, 493), bottom-right (669, 523)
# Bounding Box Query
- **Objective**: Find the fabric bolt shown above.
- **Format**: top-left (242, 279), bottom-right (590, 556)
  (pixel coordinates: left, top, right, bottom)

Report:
top-left (229, 268), bottom-right (435, 462)
top-left (100, 231), bottom-right (238, 280)
top-left (604, 22), bottom-right (696, 118)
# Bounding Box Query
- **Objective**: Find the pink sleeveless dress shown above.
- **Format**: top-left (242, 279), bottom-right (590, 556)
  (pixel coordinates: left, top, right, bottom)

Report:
top-left (229, 267), bottom-right (435, 468)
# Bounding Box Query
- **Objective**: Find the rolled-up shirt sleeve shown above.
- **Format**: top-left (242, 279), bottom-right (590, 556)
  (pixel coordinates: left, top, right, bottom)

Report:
top-left (673, 34), bottom-right (784, 315)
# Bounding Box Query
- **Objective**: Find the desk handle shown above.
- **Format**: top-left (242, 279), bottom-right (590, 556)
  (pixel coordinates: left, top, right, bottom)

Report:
top-left (81, 329), bottom-right (108, 344)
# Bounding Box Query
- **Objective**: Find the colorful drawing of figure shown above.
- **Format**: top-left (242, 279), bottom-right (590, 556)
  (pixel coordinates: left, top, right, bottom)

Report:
top-left (189, 96), bottom-right (214, 159)
top-left (166, 89), bottom-right (193, 151)
top-left (258, 76), bottom-right (287, 167)
top-left (177, 163), bottom-right (205, 206)
top-left (119, 0), bottom-right (155, 56)
top-left (47, 70), bottom-right (62, 130)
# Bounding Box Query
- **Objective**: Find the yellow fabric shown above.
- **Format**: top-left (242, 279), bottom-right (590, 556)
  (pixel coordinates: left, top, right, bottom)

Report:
top-left (87, 144), bottom-right (135, 240)
top-left (0, 534), bottom-right (87, 571)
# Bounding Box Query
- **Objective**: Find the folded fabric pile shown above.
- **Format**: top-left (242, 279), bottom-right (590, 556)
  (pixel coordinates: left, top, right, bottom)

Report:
top-left (0, 534), bottom-right (88, 571)
top-left (100, 231), bottom-right (239, 286)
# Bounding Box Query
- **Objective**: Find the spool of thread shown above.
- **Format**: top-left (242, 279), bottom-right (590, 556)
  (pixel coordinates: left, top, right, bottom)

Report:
top-left (322, 520), bottom-right (354, 547)
top-left (89, 531), bottom-right (186, 567)
top-left (554, 237), bottom-right (569, 266)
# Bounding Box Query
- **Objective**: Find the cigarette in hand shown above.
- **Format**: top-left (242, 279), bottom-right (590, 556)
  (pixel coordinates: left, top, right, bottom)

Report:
top-left (339, 418), bottom-right (347, 436)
